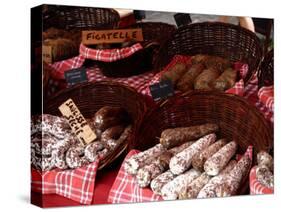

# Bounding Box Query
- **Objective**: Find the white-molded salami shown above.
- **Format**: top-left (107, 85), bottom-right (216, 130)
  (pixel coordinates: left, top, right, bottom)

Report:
top-left (197, 160), bottom-right (237, 198)
top-left (169, 134), bottom-right (216, 175)
top-left (179, 172), bottom-right (210, 199)
top-left (124, 144), bottom-right (166, 175)
top-left (136, 152), bottom-right (173, 187)
top-left (204, 141), bottom-right (237, 176)
top-left (257, 151), bottom-right (273, 172)
top-left (215, 155), bottom-right (251, 197)
top-left (161, 169), bottom-right (201, 200)
top-left (150, 171), bottom-right (175, 195)
top-left (192, 139), bottom-right (227, 172)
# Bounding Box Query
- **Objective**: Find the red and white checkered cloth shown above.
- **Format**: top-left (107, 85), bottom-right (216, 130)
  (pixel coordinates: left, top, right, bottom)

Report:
top-left (249, 166), bottom-right (274, 195)
top-left (141, 55), bottom-right (248, 97)
top-left (243, 76), bottom-right (273, 123)
top-left (107, 150), bottom-right (163, 203)
top-left (108, 146), bottom-right (253, 203)
top-left (46, 54), bottom-right (273, 122)
top-left (31, 160), bottom-right (99, 205)
top-left (258, 86), bottom-right (274, 111)
top-left (79, 43), bottom-right (143, 62)
top-left (46, 46), bottom-right (154, 97)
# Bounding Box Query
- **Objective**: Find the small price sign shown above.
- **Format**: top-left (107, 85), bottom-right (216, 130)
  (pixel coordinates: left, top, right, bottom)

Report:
top-left (59, 99), bottom-right (96, 145)
top-left (64, 67), bottom-right (88, 86)
top-left (149, 79), bottom-right (175, 101)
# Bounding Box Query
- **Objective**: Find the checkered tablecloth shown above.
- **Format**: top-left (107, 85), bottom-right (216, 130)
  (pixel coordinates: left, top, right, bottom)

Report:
top-left (108, 146), bottom-right (253, 203)
top-left (79, 43), bottom-right (143, 62)
top-left (258, 86), bottom-right (274, 111)
top-left (31, 160), bottom-right (99, 205)
top-left (107, 150), bottom-right (163, 203)
top-left (243, 77), bottom-right (273, 123)
top-left (249, 166), bottom-right (274, 195)
top-left (46, 50), bottom-right (154, 98)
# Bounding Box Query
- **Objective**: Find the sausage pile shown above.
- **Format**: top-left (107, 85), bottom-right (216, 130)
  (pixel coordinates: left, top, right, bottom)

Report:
top-left (124, 123), bottom-right (253, 200)
top-left (31, 106), bottom-right (131, 171)
top-left (160, 54), bottom-right (238, 93)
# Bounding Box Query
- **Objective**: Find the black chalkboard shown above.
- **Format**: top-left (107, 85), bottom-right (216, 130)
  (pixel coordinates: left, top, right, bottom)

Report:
top-left (64, 67), bottom-right (88, 86)
top-left (149, 80), bottom-right (174, 101)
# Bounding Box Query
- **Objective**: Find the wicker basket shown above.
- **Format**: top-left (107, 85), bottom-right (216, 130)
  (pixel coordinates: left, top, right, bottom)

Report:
top-left (137, 90), bottom-right (272, 153)
top-left (43, 5), bottom-right (120, 30)
top-left (44, 81), bottom-right (147, 169)
top-left (258, 49), bottom-right (273, 88)
top-left (154, 22), bottom-right (263, 85)
top-left (136, 91), bottom-right (273, 194)
top-left (95, 22), bottom-right (177, 78)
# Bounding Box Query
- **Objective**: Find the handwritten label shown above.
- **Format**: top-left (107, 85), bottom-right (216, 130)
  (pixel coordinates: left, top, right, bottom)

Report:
top-left (82, 29), bottom-right (144, 45)
top-left (149, 80), bottom-right (174, 101)
top-left (64, 67), bottom-right (88, 86)
top-left (42, 45), bottom-right (52, 64)
top-left (59, 99), bottom-right (96, 145)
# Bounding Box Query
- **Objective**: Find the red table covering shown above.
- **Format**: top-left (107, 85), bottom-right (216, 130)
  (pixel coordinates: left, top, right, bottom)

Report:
top-left (31, 156), bottom-right (123, 207)
top-left (249, 166), bottom-right (274, 195)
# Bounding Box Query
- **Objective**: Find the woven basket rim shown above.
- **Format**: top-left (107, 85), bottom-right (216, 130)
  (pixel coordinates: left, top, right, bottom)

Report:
top-left (43, 80), bottom-right (148, 169)
top-left (140, 90), bottom-right (273, 151)
top-left (155, 21), bottom-right (263, 85)
top-left (44, 80), bottom-right (146, 104)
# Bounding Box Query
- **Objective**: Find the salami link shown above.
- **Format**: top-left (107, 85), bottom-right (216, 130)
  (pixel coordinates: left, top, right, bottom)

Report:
top-left (256, 166), bottom-right (274, 189)
top-left (169, 141), bottom-right (195, 155)
top-left (124, 144), bottom-right (166, 175)
top-left (103, 125), bottom-right (132, 150)
top-left (204, 141), bottom-right (237, 176)
top-left (197, 160), bottom-right (237, 198)
top-left (179, 172), bottom-right (210, 199)
top-left (192, 139), bottom-right (227, 172)
top-left (161, 169), bottom-right (201, 200)
top-left (160, 123), bottom-right (219, 149)
top-left (101, 125), bottom-right (124, 143)
top-left (150, 171), bottom-right (175, 195)
top-left (215, 154), bottom-right (251, 197)
top-left (257, 151), bottom-right (273, 172)
top-left (170, 133), bottom-right (216, 175)
top-left (136, 152), bottom-right (173, 187)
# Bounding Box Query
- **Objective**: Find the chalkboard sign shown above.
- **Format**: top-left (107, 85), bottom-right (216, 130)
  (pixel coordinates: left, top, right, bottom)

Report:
top-left (149, 80), bottom-right (174, 101)
top-left (64, 67), bottom-right (88, 86)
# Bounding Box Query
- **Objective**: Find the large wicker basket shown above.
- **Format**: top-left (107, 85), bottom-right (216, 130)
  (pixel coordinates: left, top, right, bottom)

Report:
top-left (136, 91), bottom-right (273, 194)
top-left (44, 81), bottom-right (147, 169)
top-left (95, 22), bottom-right (177, 78)
top-left (43, 5), bottom-right (120, 30)
top-left (258, 49), bottom-right (273, 88)
top-left (137, 90), bottom-right (272, 153)
top-left (154, 22), bottom-right (263, 85)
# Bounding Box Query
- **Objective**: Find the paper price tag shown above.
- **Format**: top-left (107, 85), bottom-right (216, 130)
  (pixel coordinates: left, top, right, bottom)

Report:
top-left (82, 28), bottom-right (144, 45)
top-left (59, 99), bottom-right (96, 145)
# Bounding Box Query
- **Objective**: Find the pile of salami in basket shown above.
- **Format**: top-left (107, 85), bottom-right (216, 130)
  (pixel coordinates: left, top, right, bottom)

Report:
top-left (161, 54), bottom-right (238, 93)
top-left (31, 106), bottom-right (131, 171)
top-left (124, 123), bottom-right (253, 200)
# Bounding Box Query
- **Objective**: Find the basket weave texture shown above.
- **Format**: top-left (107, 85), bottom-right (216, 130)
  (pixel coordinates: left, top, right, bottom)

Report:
top-left (154, 22), bottom-right (263, 85)
top-left (44, 81), bottom-right (147, 169)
